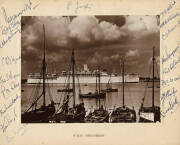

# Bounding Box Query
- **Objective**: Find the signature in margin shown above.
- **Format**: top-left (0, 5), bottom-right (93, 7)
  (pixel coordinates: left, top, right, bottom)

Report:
top-left (0, 107), bottom-right (17, 133)
top-left (0, 0), bottom-right (39, 48)
top-left (162, 56), bottom-right (180, 74)
top-left (67, 0), bottom-right (92, 13)
top-left (162, 44), bottom-right (179, 64)
top-left (160, 0), bottom-right (176, 18)
top-left (0, 94), bottom-right (21, 115)
top-left (160, 12), bottom-right (180, 28)
top-left (161, 94), bottom-right (179, 117)
top-left (161, 76), bottom-right (180, 87)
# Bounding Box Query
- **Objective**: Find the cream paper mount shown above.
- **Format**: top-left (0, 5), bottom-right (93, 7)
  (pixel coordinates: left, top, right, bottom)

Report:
top-left (0, 0), bottom-right (180, 145)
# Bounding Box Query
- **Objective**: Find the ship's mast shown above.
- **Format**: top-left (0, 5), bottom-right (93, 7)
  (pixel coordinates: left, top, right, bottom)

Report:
top-left (98, 66), bottom-right (101, 108)
top-left (98, 66), bottom-right (101, 93)
top-left (122, 60), bottom-right (125, 107)
top-left (42, 24), bottom-right (46, 106)
top-left (96, 71), bottom-right (98, 91)
top-left (152, 46), bottom-right (155, 107)
top-left (72, 48), bottom-right (76, 107)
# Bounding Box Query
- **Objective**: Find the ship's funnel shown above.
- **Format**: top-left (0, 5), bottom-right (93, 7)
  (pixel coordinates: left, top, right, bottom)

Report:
top-left (84, 64), bottom-right (89, 71)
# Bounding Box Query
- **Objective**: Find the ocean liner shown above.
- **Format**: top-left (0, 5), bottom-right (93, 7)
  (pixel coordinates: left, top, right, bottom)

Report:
top-left (26, 64), bottom-right (139, 84)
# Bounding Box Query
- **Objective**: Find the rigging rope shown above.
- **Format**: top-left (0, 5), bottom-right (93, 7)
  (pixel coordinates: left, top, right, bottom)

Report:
top-left (75, 63), bottom-right (83, 103)
top-left (27, 67), bottom-right (43, 111)
top-left (142, 62), bottom-right (152, 106)
top-left (155, 58), bottom-right (159, 78)
top-left (53, 94), bottom-right (73, 115)
top-left (126, 84), bottom-right (134, 108)
top-left (25, 92), bottom-right (43, 113)
top-left (55, 63), bottom-right (72, 114)
top-left (45, 63), bottom-right (53, 103)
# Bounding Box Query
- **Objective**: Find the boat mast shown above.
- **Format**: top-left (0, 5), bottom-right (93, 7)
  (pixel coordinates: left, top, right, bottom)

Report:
top-left (96, 71), bottom-right (98, 91)
top-left (72, 48), bottom-right (76, 107)
top-left (122, 59), bottom-right (125, 107)
top-left (42, 24), bottom-right (46, 106)
top-left (98, 66), bottom-right (101, 108)
top-left (152, 46), bottom-right (155, 107)
top-left (98, 66), bottom-right (101, 93)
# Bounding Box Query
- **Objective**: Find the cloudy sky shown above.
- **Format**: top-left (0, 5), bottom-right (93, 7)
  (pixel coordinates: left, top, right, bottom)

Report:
top-left (21, 15), bottom-right (160, 79)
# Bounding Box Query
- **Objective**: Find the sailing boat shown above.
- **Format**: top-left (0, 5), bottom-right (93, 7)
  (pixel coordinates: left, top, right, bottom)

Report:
top-left (50, 48), bottom-right (86, 123)
top-left (110, 59), bottom-right (136, 123)
top-left (22, 24), bottom-right (55, 123)
top-left (66, 48), bottom-right (86, 122)
top-left (79, 68), bottom-right (106, 99)
top-left (102, 76), bottom-right (118, 93)
top-left (57, 88), bottom-right (73, 92)
top-left (85, 67), bottom-right (109, 123)
top-left (139, 47), bottom-right (160, 122)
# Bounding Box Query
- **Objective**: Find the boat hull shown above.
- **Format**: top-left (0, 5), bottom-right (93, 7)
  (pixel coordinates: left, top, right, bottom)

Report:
top-left (79, 92), bottom-right (106, 98)
top-left (85, 109), bottom-right (109, 123)
top-left (48, 103), bottom-right (86, 123)
top-left (139, 106), bottom-right (160, 122)
top-left (22, 105), bottom-right (56, 123)
top-left (111, 106), bottom-right (136, 123)
top-left (102, 88), bottom-right (118, 93)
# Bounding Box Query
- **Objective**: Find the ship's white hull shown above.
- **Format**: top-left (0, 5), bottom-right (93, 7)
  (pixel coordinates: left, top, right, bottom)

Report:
top-left (27, 75), bottom-right (139, 84)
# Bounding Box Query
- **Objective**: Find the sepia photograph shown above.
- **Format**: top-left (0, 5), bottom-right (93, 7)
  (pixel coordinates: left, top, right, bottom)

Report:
top-left (21, 15), bottom-right (160, 123)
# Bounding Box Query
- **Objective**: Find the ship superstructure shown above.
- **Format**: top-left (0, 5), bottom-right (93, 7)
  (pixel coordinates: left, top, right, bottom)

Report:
top-left (26, 64), bottom-right (139, 84)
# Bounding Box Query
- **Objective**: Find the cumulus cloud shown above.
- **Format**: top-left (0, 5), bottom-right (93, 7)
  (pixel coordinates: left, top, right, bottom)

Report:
top-left (96, 16), bottom-right (126, 27)
top-left (123, 15), bottom-right (159, 39)
top-left (21, 15), bottom-right (160, 78)
top-left (99, 21), bottom-right (124, 41)
top-left (126, 49), bottom-right (139, 57)
top-left (110, 54), bottom-right (120, 61)
top-left (68, 16), bottom-right (98, 42)
top-left (68, 16), bottom-right (127, 43)
top-left (22, 16), bottom-right (70, 51)
top-left (22, 15), bottom-right (159, 53)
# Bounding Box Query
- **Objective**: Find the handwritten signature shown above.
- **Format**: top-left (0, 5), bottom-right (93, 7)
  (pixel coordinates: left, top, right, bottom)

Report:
top-left (162, 24), bottom-right (177, 40)
top-left (162, 44), bottom-right (179, 64)
top-left (0, 55), bottom-right (21, 66)
top-left (161, 87), bottom-right (177, 105)
top-left (161, 76), bottom-right (180, 87)
top-left (160, 0), bottom-right (176, 18)
top-left (162, 56), bottom-right (180, 74)
top-left (0, 94), bottom-right (21, 115)
top-left (0, 71), bottom-right (20, 84)
top-left (0, 107), bottom-right (17, 133)
top-left (161, 87), bottom-right (179, 117)
top-left (160, 12), bottom-right (180, 28)
top-left (161, 95), bottom-right (179, 117)
top-left (0, 0), bottom-right (39, 48)
top-left (67, 0), bottom-right (92, 14)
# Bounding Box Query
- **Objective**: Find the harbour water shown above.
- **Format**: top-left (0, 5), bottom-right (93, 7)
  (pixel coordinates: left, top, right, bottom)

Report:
top-left (21, 82), bottom-right (160, 121)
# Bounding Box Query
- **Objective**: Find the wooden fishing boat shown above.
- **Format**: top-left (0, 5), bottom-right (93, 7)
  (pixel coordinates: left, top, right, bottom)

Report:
top-left (102, 77), bottom-right (118, 93)
top-left (57, 88), bottom-right (73, 92)
top-left (85, 67), bottom-right (109, 123)
top-left (110, 60), bottom-right (136, 123)
top-left (139, 47), bottom-right (160, 122)
top-left (102, 88), bottom-right (118, 93)
top-left (22, 25), bottom-right (55, 123)
top-left (48, 47), bottom-right (86, 123)
top-left (85, 106), bottom-right (109, 123)
top-left (79, 68), bottom-right (106, 99)
top-left (79, 91), bottom-right (106, 98)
